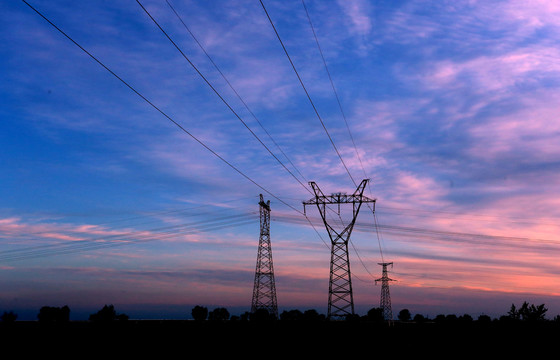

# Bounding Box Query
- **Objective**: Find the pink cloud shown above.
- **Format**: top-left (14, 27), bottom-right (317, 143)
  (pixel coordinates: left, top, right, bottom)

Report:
top-left (422, 47), bottom-right (560, 94)
top-left (502, 0), bottom-right (560, 34)
top-left (468, 92), bottom-right (560, 161)
top-left (382, 170), bottom-right (451, 209)
top-left (337, 0), bottom-right (372, 37)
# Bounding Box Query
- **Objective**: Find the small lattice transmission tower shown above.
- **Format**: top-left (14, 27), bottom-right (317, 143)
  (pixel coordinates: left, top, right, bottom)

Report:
top-left (304, 179), bottom-right (376, 320)
top-left (375, 262), bottom-right (395, 321)
top-left (251, 194), bottom-right (278, 319)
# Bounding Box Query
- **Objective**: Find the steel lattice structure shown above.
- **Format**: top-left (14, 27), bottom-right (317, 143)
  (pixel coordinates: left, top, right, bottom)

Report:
top-left (304, 179), bottom-right (375, 320)
top-left (375, 262), bottom-right (395, 321)
top-left (251, 194), bottom-right (279, 319)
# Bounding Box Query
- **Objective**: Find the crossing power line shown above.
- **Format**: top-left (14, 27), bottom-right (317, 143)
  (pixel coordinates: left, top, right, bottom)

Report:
top-left (0, 211), bottom-right (258, 262)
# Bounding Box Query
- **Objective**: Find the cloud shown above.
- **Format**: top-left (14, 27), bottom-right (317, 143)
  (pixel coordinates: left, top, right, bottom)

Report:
top-left (337, 0), bottom-right (372, 37)
top-left (467, 91), bottom-right (560, 163)
top-left (420, 47), bottom-right (560, 95)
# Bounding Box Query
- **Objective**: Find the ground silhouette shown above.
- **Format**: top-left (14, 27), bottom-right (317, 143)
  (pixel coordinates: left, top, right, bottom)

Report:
top-left (1, 301), bottom-right (559, 356)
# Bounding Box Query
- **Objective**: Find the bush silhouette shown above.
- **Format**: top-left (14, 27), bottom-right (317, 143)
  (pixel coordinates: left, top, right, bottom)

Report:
top-left (1, 311), bottom-right (17, 323)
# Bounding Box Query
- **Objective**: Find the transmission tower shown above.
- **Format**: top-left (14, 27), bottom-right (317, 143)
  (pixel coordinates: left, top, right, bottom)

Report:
top-left (375, 262), bottom-right (395, 321)
top-left (251, 194), bottom-right (278, 319)
top-left (303, 179), bottom-right (376, 320)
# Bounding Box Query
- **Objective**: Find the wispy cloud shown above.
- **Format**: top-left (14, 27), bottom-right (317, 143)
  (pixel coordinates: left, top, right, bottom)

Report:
top-left (337, 0), bottom-right (372, 37)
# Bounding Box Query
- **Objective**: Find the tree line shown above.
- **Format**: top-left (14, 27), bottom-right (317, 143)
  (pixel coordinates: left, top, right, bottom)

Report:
top-left (191, 301), bottom-right (555, 323)
top-left (0, 301), bottom-right (556, 324)
top-left (1, 304), bottom-right (129, 324)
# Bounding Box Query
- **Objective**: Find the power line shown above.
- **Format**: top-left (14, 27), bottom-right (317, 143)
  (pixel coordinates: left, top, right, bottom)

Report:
top-left (0, 212), bottom-right (259, 262)
top-left (1, 211), bottom-right (255, 253)
top-left (259, 0), bottom-right (357, 187)
top-left (136, 0), bottom-right (311, 195)
top-left (299, 0), bottom-right (386, 267)
top-left (154, 0), bottom-right (339, 252)
top-left (260, 0), bottom-right (382, 279)
top-left (21, 0), bottom-right (300, 216)
top-left (377, 204), bottom-right (560, 226)
top-left (1, 197), bottom-right (257, 241)
top-left (301, 0), bottom-right (368, 182)
top-left (22, 1), bottom-right (370, 267)
top-left (165, 0), bottom-right (309, 188)
top-left (135, 0), bottom-right (334, 250)
top-left (273, 212), bottom-right (560, 251)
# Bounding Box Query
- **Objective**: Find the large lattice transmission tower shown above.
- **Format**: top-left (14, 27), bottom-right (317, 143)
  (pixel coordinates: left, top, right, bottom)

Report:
top-left (375, 262), bottom-right (395, 321)
top-left (304, 179), bottom-right (376, 320)
top-left (251, 194), bottom-right (278, 319)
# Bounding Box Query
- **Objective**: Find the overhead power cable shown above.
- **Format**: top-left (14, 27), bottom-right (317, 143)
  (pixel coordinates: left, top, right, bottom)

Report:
top-left (274, 212), bottom-right (560, 250)
top-left (0, 212), bottom-right (258, 262)
top-left (136, 0), bottom-right (311, 195)
top-left (259, 0), bottom-right (357, 187)
top-left (138, 0), bottom-right (333, 249)
top-left (300, 0), bottom-right (386, 264)
top-left (165, 0), bottom-right (308, 188)
top-left (301, 0), bottom-right (367, 181)
top-left (21, 0), bottom-right (300, 216)
top-left (2, 198), bottom-right (256, 241)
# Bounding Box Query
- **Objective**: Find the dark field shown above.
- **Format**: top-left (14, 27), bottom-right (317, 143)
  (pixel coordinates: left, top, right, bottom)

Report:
top-left (2, 319), bottom-right (559, 356)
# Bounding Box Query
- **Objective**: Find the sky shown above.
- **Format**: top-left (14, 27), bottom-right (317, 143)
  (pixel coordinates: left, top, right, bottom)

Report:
top-left (2, 0), bottom-right (560, 321)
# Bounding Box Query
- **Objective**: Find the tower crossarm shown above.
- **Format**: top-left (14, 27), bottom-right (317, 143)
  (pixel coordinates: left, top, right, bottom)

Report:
top-left (303, 193), bottom-right (376, 205)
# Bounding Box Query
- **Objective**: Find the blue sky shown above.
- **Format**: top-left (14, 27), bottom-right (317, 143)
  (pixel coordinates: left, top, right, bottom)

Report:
top-left (2, 0), bottom-right (560, 320)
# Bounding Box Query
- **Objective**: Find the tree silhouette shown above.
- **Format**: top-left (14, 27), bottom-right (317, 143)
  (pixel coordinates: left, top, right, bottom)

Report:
top-left (208, 307), bottom-right (229, 321)
top-left (504, 302), bottom-right (547, 322)
top-left (507, 303), bottom-right (520, 320)
top-left (250, 308), bottom-right (275, 322)
top-left (280, 309), bottom-right (303, 321)
top-left (1, 311), bottom-right (17, 323)
top-left (398, 309), bottom-right (411, 322)
top-left (365, 307), bottom-right (384, 323)
top-left (477, 314), bottom-right (492, 323)
top-left (89, 304), bottom-right (128, 322)
top-left (518, 302), bottom-right (547, 321)
top-left (38, 305), bottom-right (70, 324)
top-left (191, 305), bottom-right (208, 321)
top-left (303, 309), bottom-right (325, 322)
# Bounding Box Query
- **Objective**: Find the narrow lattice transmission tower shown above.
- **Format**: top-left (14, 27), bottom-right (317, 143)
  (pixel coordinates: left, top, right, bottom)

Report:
top-left (375, 262), bottom-right (395, 321)
top-left (251, 194), bottom-right (278, 319)
top-left (304, 179), bottom-right (376, 319)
